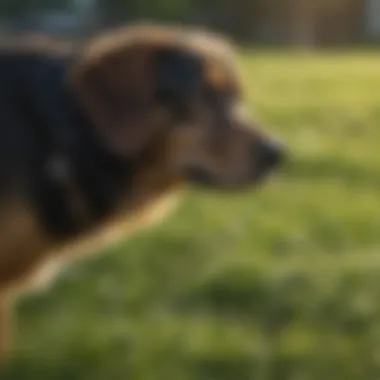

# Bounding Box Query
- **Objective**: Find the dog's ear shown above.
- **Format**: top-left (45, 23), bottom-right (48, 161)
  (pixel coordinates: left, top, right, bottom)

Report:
top-left (155, 48), bottom-right (204, 112)
top-left (72, 44), bottom-right (162, 156)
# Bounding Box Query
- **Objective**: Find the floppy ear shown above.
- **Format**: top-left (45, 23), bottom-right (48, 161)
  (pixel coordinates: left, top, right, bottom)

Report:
top-left (71, 45), bottom-right (161, 156)
top-left (155, 48), bottom-right (204, 115)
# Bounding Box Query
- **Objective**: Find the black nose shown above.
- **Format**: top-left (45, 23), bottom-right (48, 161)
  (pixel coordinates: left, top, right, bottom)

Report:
top-left (257, 139), bottom-right (285, 169)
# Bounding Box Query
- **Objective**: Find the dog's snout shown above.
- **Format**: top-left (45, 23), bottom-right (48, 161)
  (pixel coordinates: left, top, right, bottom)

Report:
top-left (256, 140), bottom-right (285, 169)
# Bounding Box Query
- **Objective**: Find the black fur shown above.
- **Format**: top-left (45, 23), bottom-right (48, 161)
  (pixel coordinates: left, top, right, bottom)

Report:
top-left (155, 48), bottom-right (204, 118)
top-left (0, 49), bottom-right (135, 239)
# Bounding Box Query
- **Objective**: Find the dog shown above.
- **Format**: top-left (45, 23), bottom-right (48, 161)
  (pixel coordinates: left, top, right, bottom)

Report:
top-left (0, 24), bottom-right (284, 359)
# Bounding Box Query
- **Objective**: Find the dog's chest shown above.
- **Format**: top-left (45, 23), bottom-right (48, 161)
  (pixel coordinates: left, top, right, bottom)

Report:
top-left (29, 188), bottom-right (180, 291)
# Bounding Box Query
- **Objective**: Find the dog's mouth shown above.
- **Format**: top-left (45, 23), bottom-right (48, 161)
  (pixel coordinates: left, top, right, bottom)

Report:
top-left (184, 164), bottom-right (281, 190)
top-left (184, 141), bottom-right (286, 190)
top-left (183, 139), bottom-right (286, 189)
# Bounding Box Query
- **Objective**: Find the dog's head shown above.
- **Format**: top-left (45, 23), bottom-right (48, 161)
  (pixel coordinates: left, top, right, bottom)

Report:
top-left (72, 25), bottom-right (285, 189)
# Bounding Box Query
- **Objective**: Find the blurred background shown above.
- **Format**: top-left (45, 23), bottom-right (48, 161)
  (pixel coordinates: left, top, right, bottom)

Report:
top-left (1, 0), bottom-right (380, 46)
top-left (1, 1), bottom-right (380, 379)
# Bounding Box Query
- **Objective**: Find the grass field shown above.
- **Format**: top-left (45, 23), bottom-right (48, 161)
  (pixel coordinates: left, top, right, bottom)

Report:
top-left (3, 51), bottom-right (380, 380)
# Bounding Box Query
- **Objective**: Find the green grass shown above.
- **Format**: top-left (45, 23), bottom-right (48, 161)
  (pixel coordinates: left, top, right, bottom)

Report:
top-left (3, 51), bottom-right (380, 380)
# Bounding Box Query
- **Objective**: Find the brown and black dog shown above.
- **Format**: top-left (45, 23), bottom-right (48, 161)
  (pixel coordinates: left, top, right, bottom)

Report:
top-left (0, 24), bottom-right (284, 358)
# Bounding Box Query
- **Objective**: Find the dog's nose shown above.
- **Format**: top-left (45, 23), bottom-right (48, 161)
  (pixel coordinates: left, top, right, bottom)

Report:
top-left (256, 139), bottom-right (286, 169)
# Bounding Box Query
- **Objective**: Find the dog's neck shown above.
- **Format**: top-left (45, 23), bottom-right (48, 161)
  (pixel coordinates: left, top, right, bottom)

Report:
top-left (10, 51), bottom-right (139, 239)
